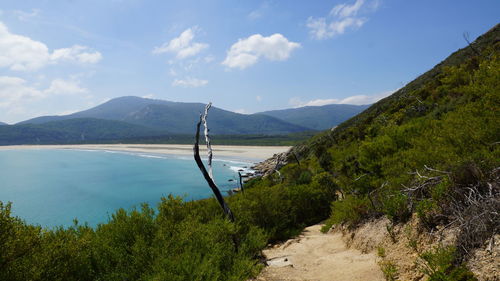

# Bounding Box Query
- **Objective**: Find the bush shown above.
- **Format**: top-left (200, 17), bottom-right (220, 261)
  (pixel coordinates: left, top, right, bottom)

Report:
top-left (418, 246), bottom-right (476, 281)
top-left (326, 195), bottom-right (373, 228)
top-left (379, 188), bottom-right (410, 223)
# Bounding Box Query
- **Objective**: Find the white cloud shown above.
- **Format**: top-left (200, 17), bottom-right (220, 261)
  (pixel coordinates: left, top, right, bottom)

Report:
top-left (0, 22), bottom-right (102, 71)
top-left (51, 45), bottom-right (102, 64)
top-left (0, 22), bottom-right (51, 71)
top-left (330, 0), bottom-right (365, 18)
top-left (248, 10), bottom-right (262, 21)
top-left (256, 95), bottom-right (262, 102)
top-left (0, 76), bottom-right (94, 123)
top-left (43, 78), bottom-right (87, 95)
top-left (222, 33), bottom-right (300, 69)
top-left (234, 109), bottom-right (247, 114)
top-left (14, 9), bottom-right (40, 21)
top-left (172, 77), bottom-right (208, 88)
top-left (307, 0), bottom-right (378, 40)
top-left (141, 94), bottom-right (155, 99)
top-left (57, 109), bottom-right (81, 116)
top-left (0, 76), bottom-right (89, 110)
top-left (247, 2), bottom-right (271, 20)
top-left (289, 90), bottom-right (395, 107)
top-left (204, 55), bottom-right (215, 63)
top-left (153, 27), bottom-right (208, 59)
top-left (169, 68), bottom-right (177, 76)
top-left (0, 76), bottom-right (44, 107)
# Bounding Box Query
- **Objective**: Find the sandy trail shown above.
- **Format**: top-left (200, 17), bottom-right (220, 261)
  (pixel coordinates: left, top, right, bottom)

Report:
top-left (254, 224), bottom-right (384, 281)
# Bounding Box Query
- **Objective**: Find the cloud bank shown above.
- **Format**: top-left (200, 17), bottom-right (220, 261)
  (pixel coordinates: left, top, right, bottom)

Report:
top-left (289, 89), bottom-right (395, 107)
top-left (0, 22), bottom-right (102, 71)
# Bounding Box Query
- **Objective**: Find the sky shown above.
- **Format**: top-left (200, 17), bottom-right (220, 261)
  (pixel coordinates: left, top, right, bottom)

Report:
top-left (0, 0), bottom-right (498, 124)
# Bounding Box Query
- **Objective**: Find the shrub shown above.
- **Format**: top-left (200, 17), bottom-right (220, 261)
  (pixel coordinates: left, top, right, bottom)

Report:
top-left (380, 188), bottom-right (410, 223)
top-left (327, 195), bottom-right (373, 227)
top-left (418, 246), bottom-right (476, 281)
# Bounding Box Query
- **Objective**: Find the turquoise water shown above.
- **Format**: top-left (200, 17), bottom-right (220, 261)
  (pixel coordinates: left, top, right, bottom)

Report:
top-left (0, 149), bottom-right (254, 228)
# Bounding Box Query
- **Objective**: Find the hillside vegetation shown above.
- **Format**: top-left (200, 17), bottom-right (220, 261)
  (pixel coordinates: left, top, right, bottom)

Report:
top-left (0, 25), bottom-right (498, 280)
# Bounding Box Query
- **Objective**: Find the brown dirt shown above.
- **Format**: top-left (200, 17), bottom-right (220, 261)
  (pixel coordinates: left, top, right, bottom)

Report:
top-left (252, 224), bottom-right (384, 281)
top-left (468, 234), bottom-right (500, 281)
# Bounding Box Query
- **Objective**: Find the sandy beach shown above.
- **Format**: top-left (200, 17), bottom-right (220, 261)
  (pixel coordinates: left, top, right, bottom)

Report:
top-left (0, 144), bottom-right (291, 161)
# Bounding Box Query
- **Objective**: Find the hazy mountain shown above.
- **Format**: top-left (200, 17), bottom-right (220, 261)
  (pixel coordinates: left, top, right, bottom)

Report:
top-left (257, 104), bottom-right (370, 130)
top-left (0, 118), bottom-right (166, 145)
top-left (18, 97), bottom-right (172, 125)
top-left (0, 122), bottom-right (7, 125)
top-left (20, 97), bottom-right (311, 135)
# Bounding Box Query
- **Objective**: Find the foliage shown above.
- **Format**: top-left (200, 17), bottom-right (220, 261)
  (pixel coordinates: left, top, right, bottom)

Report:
top-left (418, 246), bottom-right (476, 281)
top-left (326, 195), bottom-right (373, 227)
top-left (380, 260), bottom-right (398, 281)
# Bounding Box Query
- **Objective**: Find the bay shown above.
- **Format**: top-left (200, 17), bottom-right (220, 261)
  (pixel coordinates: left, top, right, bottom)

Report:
top-left (0, 149), bottom-right (252, 228)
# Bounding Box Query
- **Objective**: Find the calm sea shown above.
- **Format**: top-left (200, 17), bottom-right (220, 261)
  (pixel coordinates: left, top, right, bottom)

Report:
top-left (0, 149), bottom-right (254, 228)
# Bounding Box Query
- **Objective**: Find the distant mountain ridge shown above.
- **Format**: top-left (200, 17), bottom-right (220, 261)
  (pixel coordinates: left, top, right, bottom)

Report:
top-left (2, 96), bottom-right (370, 144)
top-left (258, 104), bottom-right (370, 130)
top-left (0, 122), bottom-right (6, 125)
top-left (20, 96), bottom-right (310, 135)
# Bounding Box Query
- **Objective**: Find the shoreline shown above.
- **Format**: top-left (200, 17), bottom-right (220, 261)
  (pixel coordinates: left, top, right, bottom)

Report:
top-left (0, 144), bottom-right (291, 162)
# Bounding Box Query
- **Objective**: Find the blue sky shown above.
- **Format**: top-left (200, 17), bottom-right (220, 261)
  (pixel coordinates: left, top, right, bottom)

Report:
top-left (0, 0), bottom-right (498, 124)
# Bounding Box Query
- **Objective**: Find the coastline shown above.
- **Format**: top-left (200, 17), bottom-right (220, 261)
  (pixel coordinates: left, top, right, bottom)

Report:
top-left (0, 144), bottom-right (291, 162)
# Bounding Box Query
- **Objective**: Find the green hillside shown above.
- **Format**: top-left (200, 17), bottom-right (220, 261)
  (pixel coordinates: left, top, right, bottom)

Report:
top-left (0, 118), bottom-right (167, 145)
top-left (0, 24), bottom-right (498, 280)
top-left (258, 104), bottom-right (370, 130)
top-left (120, 103), bottom-right (312, 134)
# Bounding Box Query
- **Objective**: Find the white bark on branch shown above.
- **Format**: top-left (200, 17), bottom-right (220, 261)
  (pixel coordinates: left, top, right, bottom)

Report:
top-left (202, 102), bottom-right (214, 181)
top-left (193, 105), bottom-right (235, 222)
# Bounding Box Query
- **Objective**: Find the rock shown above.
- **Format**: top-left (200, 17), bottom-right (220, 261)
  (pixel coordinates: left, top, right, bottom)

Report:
top-left (266, 256), bottom-right (293, 268)
top-left (252, 151), bottom-right (290, 177)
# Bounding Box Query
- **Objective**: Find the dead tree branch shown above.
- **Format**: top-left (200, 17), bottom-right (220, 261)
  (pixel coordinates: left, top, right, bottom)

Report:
top-left (238, 171), bottom-right (244, 193)
top-left (274, 154), bottom-right (283, 183)
top-left (463, 32), bottom-right (481, 56)
top-left (194, 108), bottom-right (235, 222)
top-left (202, 103), bottom-right (214, 181)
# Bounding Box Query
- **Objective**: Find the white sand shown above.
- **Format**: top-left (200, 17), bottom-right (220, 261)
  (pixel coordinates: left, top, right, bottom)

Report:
top-left (0, 144), bottom-right (290, 161)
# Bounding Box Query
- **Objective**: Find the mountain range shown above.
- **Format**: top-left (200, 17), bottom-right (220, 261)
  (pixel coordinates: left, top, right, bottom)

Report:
top-left (258, 104), bottom-right (369, 130)
top-left (0, 98), bottom-right (368, 145)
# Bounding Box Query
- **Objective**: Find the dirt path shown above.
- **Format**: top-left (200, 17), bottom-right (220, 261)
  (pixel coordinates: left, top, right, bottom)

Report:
top-left (253, 224), bottom-right (384, 281)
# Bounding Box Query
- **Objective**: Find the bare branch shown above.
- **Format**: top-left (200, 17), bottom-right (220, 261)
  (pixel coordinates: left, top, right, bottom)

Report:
top-left (194, 110), bottom-right (235, 222)
top-left (463, 32), bottom-right (481, 56)
top-left (238, 171), bottom-right (244, 193)
top-left (274, 154), bottom-right (283, 182)
top-left (424, 165), bottom-right (451, 175)
top-left (354, 173), bottom-right (368, 181)
top-left (202, 103), bottom-right (214, 181)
